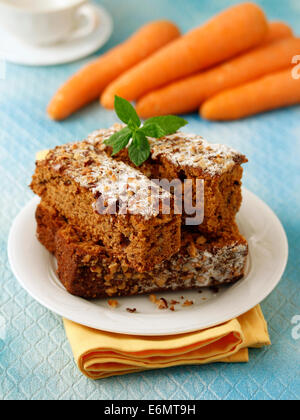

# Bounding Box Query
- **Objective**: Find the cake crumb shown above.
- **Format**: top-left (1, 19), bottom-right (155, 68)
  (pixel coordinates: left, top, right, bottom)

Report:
top-left (170, 305), bottom-right (175, 312)
top-left (108, 299), bottom-right (118, 308)
top-left (157, 298), bottom-right (168, 310)
top-left (170, 300), bottom-right (180, 305)
top-left (149, 294), bottom-right (158, 303)
top-left (126, 307), bottom-right (137, 313)
top-left (182, 300), bottom-right (194, 307)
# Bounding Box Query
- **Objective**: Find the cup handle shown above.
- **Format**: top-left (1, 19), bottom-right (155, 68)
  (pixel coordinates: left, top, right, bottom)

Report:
top-left (66, 4), bottom-right (99, 42)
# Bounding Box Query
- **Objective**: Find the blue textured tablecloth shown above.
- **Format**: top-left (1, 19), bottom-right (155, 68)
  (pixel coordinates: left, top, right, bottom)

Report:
top-left (0, 0), bottom-right (299, 400)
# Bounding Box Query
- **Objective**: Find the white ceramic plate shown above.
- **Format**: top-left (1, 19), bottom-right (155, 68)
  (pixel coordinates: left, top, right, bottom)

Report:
top-left (8, 189), bottom-right (288, 336)
top-left (0, 5), bottom-right (113, 66)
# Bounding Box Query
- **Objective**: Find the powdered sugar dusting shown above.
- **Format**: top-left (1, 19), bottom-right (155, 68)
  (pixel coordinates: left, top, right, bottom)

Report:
top-left (45, 139), bottom-right (171, 219)
top-left (176, 242), bottom-right (247, 286)
top-left (149, 133), bottom-right (244, 175)
top-left (147, 241), bottom-right (247, 290)
top-left (99, 236), bottom-right (248, 294)
top-left (87, 124), bottom-right (246, 176)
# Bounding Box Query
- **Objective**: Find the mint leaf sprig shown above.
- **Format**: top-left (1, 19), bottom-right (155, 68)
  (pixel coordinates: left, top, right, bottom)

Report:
top-left (104, 96), bottom-right (188, 166)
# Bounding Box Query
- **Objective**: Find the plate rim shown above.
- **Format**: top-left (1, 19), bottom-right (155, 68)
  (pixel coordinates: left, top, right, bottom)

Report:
top-left (8, 188), bottom-right (288, 335)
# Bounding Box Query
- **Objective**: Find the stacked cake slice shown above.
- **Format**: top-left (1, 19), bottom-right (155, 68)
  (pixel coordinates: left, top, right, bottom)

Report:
top-left (31, 125), bottom-right (248, 299)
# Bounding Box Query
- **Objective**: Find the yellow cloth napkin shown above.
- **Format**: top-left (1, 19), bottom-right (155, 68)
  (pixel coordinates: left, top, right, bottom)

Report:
top-left (63, 305), bottom-right (270, 380)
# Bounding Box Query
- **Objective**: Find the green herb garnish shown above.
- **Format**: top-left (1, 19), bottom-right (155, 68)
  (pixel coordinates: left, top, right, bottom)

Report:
top-left (104, 96), bottom-right (188, 166)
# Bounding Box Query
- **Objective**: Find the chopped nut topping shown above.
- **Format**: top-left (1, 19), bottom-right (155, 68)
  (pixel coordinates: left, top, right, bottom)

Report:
top-left (155, 276), bottom-right (167, 287)
top-left (81, 168), bottom-right (90, 175)
top-left (82, 255), bottom-right (91, 263)
top-left (131, 285), bottom-right (139, 294)
top-left (108, 262), bottom-right (119, 275)
top-left (90, 266), bottom-right (102, 274)
top-left (46, 132), bottom-right (172, 220)
top-left (106, 287), bottom-right (118, 296)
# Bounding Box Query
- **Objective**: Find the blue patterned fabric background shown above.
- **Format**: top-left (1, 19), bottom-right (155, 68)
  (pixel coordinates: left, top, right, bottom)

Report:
top-left (0, 0), bottom-right (299, 400)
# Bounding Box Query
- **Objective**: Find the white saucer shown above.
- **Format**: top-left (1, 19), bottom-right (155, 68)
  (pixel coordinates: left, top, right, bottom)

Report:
top-left (0, 4), bottom-right (113, 66)
top-left (8, 189), bottom-right (288, 336)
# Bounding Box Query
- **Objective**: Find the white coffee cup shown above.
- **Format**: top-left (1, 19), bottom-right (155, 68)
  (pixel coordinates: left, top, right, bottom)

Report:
top-left (0, 0), bottom-right (99, 46)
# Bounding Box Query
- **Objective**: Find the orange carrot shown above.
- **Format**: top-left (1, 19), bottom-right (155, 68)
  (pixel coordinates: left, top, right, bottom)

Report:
top-left (101, 2), bottom-right (268, 109)
top-left (47, 20), bottom-right (180, 120)
top-left (261, 21), bottom-right (293, 45)
top-left (136, 37), bottom-right (300, 118)
top-left (200, 68), bottom-right (300, 120)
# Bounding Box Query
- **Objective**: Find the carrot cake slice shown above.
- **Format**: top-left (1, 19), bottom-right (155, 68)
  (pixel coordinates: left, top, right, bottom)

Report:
top-left (31, 140), bottom-right (181, 273)
top-left (36, 201), bottom-right (248, 299)
top-left (87, 124), bottom-right (247, 235)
